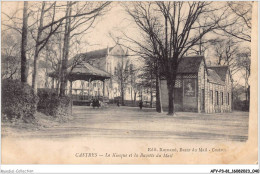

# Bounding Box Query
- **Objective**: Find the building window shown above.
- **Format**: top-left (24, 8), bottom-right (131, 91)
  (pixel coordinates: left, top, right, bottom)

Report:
top-left (174, 79), bottom-right (182, 88)
top-left (227, 92), bottom-right (229, 105)
top-left (211, 90), bottom-right (213, 104)
top-left (221, 92), bottom-right (223, 105)
top-left (215, 91), bottom-right (219, 105)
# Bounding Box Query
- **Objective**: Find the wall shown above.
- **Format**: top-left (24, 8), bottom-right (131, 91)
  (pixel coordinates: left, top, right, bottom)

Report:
top-left (197, 60), bottom-right (232, 114)
top-left (182, 78), bottom-right (197, 112)
top-left (105, 45), bottom-right (133, 101)
top-left (160, 60), bottom-right (232, 113)
top-left (224, 71), bottom-right (232, 112)
top-left (197, 60), bottom-right (207, 113)
top-left (205, 74), bottom-right (232, 113)
top-left (160, 75), bottom-right (198, 112)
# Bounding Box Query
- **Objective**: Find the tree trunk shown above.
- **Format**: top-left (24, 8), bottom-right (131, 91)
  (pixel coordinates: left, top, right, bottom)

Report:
top-left (131, 87), bottom-right (133, 104)
top-left (45, 46), bottom-right (49, 88)
top-left (60, 2), bottom-right (72, 96)
top-left (21, 1), bottom-right (28, 83)
top-left (166, 60), bottom-right (177, 115)
top-left (134, 91), bottom-right (137, 104)
top-left (150, 68), bottom-right (153, 108)
top-left (167, 80), bottom-right (175, 115)
top-left (155, 66), bottom-right (163, 113)
top-left (150, 89), bottom-right (153, 108)
top-left (121, 86), bottom-right (125, 106)
top-left (140, 89), bottom-right (143, 101)
top-left (69, 80), bottom-right (73, 115)
top-left (32, 48), bottom-right (39, 92)
top-left (32, 2), bottom-right (45, 93)
top-left (56, 79), bottom-right (60, 94)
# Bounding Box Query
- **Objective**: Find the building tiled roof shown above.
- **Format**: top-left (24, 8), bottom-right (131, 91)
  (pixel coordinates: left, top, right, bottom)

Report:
top-left (207, 69), bottom-right (225, 85)
top-left (78, 47), bottom-right (113, 60)
top-left (207, 66), bottom-right (228, 82)
top-left (160, 56), bottom-right (228, 86)
top-left (49, 62), bottom-right (110, 81)
top-left (67, 47), bottom-right (114, 67)
top-left (69, 62), bottom-right (110, 78)
top-left (177, 56), bottom-right (204, 73)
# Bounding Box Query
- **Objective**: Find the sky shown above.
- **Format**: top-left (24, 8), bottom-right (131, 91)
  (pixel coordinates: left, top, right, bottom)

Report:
top-left (77, 2), bottom-right (141, 54)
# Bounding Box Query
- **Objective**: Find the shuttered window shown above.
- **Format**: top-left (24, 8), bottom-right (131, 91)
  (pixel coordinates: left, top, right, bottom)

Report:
top-left (221, 92), bottom-right (223, 105)
top-left (215, 91), bottom-right (219, 105)
top-left (227, 93), bottom-right (230, 105)
top-left (211, 90), bottom-right (213, 104)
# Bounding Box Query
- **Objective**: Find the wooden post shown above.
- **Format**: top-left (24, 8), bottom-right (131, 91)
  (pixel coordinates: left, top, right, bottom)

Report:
top-left (103, 80), bottom-right (105, 98)
top-left (88, 78), bottom-right (91, 100)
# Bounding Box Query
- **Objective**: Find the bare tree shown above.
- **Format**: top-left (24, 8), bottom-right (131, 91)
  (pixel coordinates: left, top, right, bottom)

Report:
top-left (139, 62), bottom-right (155, 108)
top-left (1, 30), bottom-right (21, 80)
top-left (21, 1), bottom-right (29, 83)
top-left (217, 2), bottom-right (252, 42)
top-left (124, 2), bottom-right (223, 115)
top-left (2, 2), bottom-right (32, 82)
top-left (59, 1), bottom-right (72, 96)
top-left (31, 2), bottom-right (66, 93)
top-left (211, 37), bottom-right (240, 79)
top-left (1, 55), bottom-right (20, 80)
top-left (114, 59), bottom-right (131, 106)
top-left (154, 58), bottom-right (163, 113)
top-left (3, 1), bottom-right (111, 94)
top-left (237, 48), bottom-right (251, 102)
top-left (59, 1), bottom-right (111, 96)
top-left (129, 64), bottom-right (140, 105)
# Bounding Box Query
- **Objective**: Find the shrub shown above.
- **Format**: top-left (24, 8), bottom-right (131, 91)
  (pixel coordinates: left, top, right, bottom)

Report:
top-left (51, 96), bottom-right (71, 117)
top-left (2, 79), bottom-right (39, 121)
top-left (234, 99), bottom-right (249, 111)
top-left (37, 88), bottom-right (71, 117)
top-left (37, 88), bottom-right (57, 115)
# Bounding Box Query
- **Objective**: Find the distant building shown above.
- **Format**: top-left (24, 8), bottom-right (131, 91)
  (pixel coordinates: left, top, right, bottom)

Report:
top-left (67, 44), bottom-right (137, 101)
top-left (160, 56), bottom-right (232, 113)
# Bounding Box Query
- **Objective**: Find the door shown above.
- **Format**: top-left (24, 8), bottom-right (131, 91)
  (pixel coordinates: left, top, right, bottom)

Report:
top-left (201, 89), bottom-right (205, 112)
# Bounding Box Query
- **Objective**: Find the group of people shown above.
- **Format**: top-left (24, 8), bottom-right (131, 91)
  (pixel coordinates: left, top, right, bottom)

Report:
top-left (91, 98), bottom-right (144, 109)
top-left (116, 100), bottom-right (143, 109)
top-left (91, 98), bottom-right (100, 108)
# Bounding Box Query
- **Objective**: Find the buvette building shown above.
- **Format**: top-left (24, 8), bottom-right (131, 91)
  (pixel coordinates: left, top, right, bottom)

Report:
top-left (160, 56), bottom-right (232, 113)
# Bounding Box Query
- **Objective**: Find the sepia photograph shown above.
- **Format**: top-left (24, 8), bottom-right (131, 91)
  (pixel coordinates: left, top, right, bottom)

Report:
top-left (0, 0), bottom-right (258, 169)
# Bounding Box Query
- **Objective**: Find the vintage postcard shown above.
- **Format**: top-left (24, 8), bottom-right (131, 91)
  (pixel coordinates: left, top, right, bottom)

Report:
top-left (1, 1), bottom-right (258, 167)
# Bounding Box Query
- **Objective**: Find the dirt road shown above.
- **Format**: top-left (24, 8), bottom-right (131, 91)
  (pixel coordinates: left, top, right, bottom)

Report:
top-left (2, 105), bottom-right (249, 141)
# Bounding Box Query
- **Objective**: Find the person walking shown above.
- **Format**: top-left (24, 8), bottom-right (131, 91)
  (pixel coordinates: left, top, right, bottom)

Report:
top-left (139, 100), bottom-right (143, 110)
